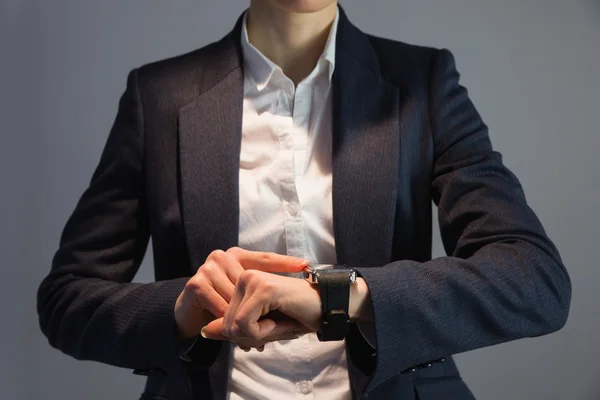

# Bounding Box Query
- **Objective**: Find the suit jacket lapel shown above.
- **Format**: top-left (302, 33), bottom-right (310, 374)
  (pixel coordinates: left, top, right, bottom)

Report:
top-left (333, 11), bottom-right (401, 398)
top-left (332, 8), bottom-right (400, 269)
top-left (178, 23), bottom-right (244, 272)
top-left (177, 19), bottom-right (245, 400)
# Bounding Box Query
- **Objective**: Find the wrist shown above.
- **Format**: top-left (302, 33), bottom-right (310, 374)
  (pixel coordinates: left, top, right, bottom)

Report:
top-left (349, 278), bottom-right (373, 323)
top-left (280, 278), bottom-right (322, 332)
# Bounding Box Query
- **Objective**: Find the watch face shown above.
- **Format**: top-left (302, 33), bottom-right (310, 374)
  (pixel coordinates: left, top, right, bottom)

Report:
top-left (304, 264), bottom-right (356, 283)
top-left (322, 268), bottom-right (353, 274)
top-left (311, 264), bottom-right (337, 271)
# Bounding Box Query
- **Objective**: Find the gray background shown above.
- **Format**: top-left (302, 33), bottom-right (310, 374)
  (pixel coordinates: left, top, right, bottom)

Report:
top-left (1, 0), bottom-right (599, 399)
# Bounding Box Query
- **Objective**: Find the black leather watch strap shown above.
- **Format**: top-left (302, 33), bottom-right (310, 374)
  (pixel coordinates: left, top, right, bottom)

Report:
top-left (317, 272), bottom-right (351, 341)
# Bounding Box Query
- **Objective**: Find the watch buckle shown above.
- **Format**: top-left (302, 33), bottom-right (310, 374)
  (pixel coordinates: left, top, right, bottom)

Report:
top-left (323, 309), bottom-right (349, 325)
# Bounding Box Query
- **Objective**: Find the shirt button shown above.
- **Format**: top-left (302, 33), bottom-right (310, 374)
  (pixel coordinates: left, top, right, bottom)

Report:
top-left (296, 380), bottom-right (313, 394)
top-left (288, 202), bottom-right (300, 217)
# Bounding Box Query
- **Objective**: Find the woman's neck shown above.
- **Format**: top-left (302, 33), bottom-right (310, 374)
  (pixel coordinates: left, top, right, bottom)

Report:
top-left (246, 2), bottom-right (337, 85)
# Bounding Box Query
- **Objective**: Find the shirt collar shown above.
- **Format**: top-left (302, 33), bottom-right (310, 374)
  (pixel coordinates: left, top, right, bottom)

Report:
top-left (241, 8), bottom-right (339, 91)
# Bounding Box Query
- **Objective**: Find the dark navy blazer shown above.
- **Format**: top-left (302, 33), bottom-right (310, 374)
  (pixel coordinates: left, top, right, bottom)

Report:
top-left (37, 7), bottom-right (571, 400)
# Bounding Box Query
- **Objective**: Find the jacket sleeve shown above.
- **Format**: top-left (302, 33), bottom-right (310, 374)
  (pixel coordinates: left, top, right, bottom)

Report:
top-left (36, 69), bottom-right (215, 395)
top-left (353, 49), bottom-right (572, 391)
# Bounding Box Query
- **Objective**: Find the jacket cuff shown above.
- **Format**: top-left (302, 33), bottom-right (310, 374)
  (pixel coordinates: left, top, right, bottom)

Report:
top-left (179, 335), bottom-right (224, 368)
top-left (139, 278), bottom-right (222, 393)
top-left (345, 323), bottom-right (376, 376)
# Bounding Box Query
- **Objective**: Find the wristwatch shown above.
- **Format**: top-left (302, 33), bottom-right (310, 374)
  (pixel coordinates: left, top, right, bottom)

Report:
top-left (303, 264), bottom-right (357, 341)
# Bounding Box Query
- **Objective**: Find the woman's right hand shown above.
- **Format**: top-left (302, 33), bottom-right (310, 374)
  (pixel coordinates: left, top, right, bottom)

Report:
top-left (174, 247), bottom-right (309, 342)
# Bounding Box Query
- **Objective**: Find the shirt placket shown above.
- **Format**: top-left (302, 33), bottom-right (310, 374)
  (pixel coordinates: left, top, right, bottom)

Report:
top-left (274, 78), bottom-right (316, 398)
top-left (276, 83), bottom-right (304, 262)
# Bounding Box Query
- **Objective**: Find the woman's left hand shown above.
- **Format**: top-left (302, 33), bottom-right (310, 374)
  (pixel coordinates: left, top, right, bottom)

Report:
top-left (200, 270), bottom-right (322, 349)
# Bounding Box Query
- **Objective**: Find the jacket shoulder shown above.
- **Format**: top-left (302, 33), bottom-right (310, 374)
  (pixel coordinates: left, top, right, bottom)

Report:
top-left (138, 36), bottom-right (225, 77)
top-left (133, 38), bottom-right (228, 102)
top-left (367, 35), bottom-right (441, 86)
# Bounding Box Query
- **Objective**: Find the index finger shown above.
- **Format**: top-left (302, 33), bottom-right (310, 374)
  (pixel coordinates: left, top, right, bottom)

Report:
top-left (227, 247), bottom-right (309, 273)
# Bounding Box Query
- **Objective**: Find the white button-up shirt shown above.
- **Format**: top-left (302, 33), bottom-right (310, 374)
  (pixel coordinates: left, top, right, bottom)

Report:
top-left (227, 9), bottom-right (352, 400)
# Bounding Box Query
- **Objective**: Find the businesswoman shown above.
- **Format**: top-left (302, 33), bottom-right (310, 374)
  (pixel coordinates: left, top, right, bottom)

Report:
top-left (37, 1), bottom-right (571, 399)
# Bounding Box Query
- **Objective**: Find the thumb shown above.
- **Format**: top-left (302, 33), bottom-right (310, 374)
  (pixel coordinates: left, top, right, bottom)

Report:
top-left (201, 318), bottom-right (226, 341)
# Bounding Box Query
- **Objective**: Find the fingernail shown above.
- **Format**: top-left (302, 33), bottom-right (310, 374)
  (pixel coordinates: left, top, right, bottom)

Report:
top-left (299, 260), bottom-right (310, 267)
top-left (200, 327), bottom-right (207, 339)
